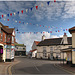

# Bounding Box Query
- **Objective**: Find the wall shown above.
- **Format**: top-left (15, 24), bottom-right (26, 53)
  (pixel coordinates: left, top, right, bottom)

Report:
top-left (15, 46), bottom-right (26, 51)
top-left (32, 50), bottom-right (37, 57)
top-left (32, 42), bottom-right (37, 50)
top-left (37, 45), bottom-right (71, 59)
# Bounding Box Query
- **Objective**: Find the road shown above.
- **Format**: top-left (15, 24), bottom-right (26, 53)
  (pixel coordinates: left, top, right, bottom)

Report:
top-left (11, 57), bottom-right (72, 74)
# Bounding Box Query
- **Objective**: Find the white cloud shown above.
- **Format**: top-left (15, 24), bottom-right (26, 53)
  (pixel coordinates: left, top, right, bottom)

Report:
top-left (16, 31), bottom-right (50, 52)
top-left (62, 1), bottom-right (75, 19)
top-left (1, 1), bottom-right (75, 21)
top-left (50, 35), bottom-right (59, 38)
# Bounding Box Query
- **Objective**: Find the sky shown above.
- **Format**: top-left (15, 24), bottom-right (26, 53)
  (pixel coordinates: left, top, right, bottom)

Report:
top-left (0, 1), bottom-right (75, 52)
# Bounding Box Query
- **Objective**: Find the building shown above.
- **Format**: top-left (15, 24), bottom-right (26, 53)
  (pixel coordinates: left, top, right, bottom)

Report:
top-left (37, 33), bottom-right (72, 60)
top-left (31, 41), bottom-right (40, 58)
top-left (15, 43), bottom-right (26, 56)
top-left (61, 27), bottom-right (75, 66)
top-left (0, 22), bottom-right (15, 62)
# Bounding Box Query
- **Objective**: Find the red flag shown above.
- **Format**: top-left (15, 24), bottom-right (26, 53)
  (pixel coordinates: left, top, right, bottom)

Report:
top-left (21, 10), bottom-right (23, 14)
top-left (48, 26), bottom-right (50, 28)
top-left (10, 13), bottom-right (12, 16)
top-left (2, 15), bottom-right (3, 18)
top-left (66, 29), bottom-right (67, 31)
top-left (19, 21), bottom-right (21, 23)
top-left (54, 0), bottom-right (56, 2)
top-left (40, 25), bottom-right (41, 27)
top-left (58, 30), bottom-right (60, 32)
top-left (43, 32), bottom-right (45, 34)
top-left (50, 31), bottom-right (52, 33)
top-left (7, 19), bottom-right (9, 21)
top-left (36, 6), bottom-right (38, 10)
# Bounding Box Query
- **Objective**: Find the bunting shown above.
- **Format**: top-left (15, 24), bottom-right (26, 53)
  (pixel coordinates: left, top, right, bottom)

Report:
top-left (21, 10), bottom-right (23, 14)
top-left (35, 6), bottom-right (38, 10)
top-left (10, 13), bottom-right (12, 16)
top-left (16, 28), bottom-right (68, 34)
top-left (2, 15), bottom-right (3, 18)
top-left (47, 1), bottom-right (50, 5)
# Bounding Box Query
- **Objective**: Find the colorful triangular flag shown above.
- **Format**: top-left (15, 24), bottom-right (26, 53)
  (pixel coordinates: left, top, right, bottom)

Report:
top-left (35, 6), bottom-right (38, 10)
top-left (31, 8), bottom-right (33, 11)
top-left (47, 1), bottom-right (50, 5)
top-left (21, 10), bottom-right (23, 14)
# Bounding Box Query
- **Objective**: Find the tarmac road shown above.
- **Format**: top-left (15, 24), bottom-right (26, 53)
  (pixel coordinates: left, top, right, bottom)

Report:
top-left (11, 57), bottom-right (72, 75)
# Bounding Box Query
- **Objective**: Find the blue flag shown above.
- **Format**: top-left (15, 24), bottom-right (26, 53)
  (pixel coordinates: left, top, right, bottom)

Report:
top-left (17, 11), bottom-right (19, 14)
top-left (7, 14), bottom-right (9, 17)
top-left (31, 8), bottom-right (33, 11)
top-left (47, 1), bottom-right (50, 5)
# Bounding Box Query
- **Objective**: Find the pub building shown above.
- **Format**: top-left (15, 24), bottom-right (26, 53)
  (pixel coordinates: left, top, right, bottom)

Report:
top-left (0, 22), bottom-right (15, 62)
top-left (61, 26), bottom-right (75, 66)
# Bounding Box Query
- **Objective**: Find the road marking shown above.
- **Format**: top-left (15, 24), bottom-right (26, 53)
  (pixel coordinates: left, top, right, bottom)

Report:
top-left (33, 63), bottom-right (40, 72)
top-left (54, 64), bottom-right (74, 75)
top-left (8, 60), bottom-right (20, 75)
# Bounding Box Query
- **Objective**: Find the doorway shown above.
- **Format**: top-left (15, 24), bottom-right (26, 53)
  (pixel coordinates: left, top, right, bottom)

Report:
top-left (0, 46), bottom-right (3, 62)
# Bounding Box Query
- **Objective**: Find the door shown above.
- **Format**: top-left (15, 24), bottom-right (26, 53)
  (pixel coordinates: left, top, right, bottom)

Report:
top-left (0, 46), bottom-right (3, 62)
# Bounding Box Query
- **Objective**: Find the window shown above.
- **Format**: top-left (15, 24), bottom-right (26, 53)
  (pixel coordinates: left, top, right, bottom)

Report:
top-left (43, 47), bottom-right (47, 57)
top-left (23, 48), bottom-right (25, 50)
top-left (7, 35), bottom-right (11, 43)
top-left (12, 36), bottom-right (14, 43)
top-left (5, 34), bottom-right (6, 42)
top-left (69, 46), bottom-right (72, 48)
top-left (1, 31), bottom-right (3, 41)
top-left (50, 47), bottom-right (53, 51)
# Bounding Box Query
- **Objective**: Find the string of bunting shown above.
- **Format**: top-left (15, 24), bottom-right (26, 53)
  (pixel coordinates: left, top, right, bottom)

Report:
top-left (0, 1), bottom-right (56, 19)
top-left (16, 29), bottom-right (68, 34)
top-left (2, 18), bottom-right (62, 30)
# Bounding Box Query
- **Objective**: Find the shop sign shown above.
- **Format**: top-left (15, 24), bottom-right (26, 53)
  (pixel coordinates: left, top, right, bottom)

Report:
top-left (72, 50), bottom-right (75, 51)
top-left (11, 49), bottom-right (14, 59)
top-left (6, 49), bottom-right (10, 59)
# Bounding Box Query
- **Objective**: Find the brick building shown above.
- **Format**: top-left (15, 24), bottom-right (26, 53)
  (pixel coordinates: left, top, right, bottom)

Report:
top-left (0, 22), bottom-right (15, 62)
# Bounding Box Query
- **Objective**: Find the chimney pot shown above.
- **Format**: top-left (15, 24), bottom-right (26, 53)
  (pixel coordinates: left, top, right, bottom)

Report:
top-left (64, 33), bottom-right (66, 36)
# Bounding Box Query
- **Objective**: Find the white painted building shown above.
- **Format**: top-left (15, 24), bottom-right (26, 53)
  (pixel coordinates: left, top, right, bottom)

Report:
top-left (37, 33), bottom-right (72, 60)
top-left (31, 41), bottom-right (40, 58)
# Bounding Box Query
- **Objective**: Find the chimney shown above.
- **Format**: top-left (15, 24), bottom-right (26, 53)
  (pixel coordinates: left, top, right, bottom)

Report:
top-left (42, 35), bottom-right (45, 41)
top-left (63, 33), bottom-right (68, 44)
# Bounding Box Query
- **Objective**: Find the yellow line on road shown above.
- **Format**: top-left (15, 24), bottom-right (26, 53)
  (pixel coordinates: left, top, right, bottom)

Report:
top-left (54, 64), bottom-right (74, 75)
top-left (8, 60), bottom-right (20, 75)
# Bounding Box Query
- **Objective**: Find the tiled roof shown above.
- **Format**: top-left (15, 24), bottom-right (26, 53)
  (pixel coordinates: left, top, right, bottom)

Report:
top-left (37, 37), bottom-right (72, 46)
top-left (30, 49), bottom-right (37, 52)
top-left (0, 22), bottom-right (14, 34)
top-left (34, 41), bottom-right (40, 45)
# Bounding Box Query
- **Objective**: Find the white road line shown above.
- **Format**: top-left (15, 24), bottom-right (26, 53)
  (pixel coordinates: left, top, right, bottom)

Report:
top-left (33, 63), bottom-right (40, 72)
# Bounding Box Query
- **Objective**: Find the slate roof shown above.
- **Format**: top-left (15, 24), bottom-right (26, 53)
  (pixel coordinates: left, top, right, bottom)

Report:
top-left (69, 26), bottom-right (75, 34)
top-left (0, 22), bottom-right (14, 34)
top-left (37, 37), bottom-right (72, 46)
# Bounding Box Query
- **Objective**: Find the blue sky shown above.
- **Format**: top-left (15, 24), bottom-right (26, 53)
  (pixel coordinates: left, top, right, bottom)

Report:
top-left (0, 1), bottom-right (75, 51)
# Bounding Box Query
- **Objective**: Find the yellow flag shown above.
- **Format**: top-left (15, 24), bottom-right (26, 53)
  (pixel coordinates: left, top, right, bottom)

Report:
top-left (26, 9), bottom-right (28, 12)
top-left (41, 3), bottom-right (44, 7)
top-left (14, 12), bottom-right (16, 15)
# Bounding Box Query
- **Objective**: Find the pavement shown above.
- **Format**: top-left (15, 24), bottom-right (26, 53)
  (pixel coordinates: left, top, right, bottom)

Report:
top-left (55, 63), bottom-right (75, 74)
top-left (0, 59), bottom-right (20, 75)
top-left (11, 57), bottom-right (72, 75)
